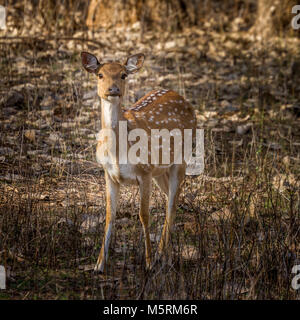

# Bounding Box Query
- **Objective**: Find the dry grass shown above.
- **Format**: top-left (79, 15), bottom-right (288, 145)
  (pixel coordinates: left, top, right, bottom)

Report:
top-left (0, 1), bottom-right (299, 300)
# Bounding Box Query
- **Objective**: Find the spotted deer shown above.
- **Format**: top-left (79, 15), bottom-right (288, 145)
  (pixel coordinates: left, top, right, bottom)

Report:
top-left (81, 52), bottom-right (197, 272)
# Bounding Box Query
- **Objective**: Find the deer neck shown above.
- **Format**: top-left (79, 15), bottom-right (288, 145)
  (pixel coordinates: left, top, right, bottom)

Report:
top-left (100, 96), bottom-right (127, 174)
top-left (101, 96), bottom-right (124, 130)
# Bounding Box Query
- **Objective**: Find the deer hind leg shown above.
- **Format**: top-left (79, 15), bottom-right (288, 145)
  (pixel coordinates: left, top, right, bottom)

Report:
top-left (153, 172), bottom-right (169, 196)
top-left (138, 173), bottom-right (152, 269)
top-left (158, 164), bottom-right (185, 255)
top-left (94, 172), bottom-right (119, 273)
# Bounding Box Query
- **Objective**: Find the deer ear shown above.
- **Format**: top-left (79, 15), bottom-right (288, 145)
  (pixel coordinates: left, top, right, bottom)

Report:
top-left (124, 53), bottom-right (145, 74)
top-left (81, 51), bottom-right (101, 74)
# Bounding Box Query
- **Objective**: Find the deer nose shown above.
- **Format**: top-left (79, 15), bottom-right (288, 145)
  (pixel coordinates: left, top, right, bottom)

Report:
top-left (108, 86), bottom-right (120, 96)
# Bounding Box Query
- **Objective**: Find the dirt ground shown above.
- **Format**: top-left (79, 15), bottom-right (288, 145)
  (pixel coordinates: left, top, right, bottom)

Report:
top-left (0, 14), bottom-right (300, 299)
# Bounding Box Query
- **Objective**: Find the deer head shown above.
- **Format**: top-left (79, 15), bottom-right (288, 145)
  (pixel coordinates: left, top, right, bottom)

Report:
top-left (81, 52), bottom-right (145, 101)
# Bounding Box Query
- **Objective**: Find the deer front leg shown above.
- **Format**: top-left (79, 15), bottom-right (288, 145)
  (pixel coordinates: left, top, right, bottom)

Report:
top-left (94, 171), bottom-right (119, 273)
top-left (138, 174), bottom-right (152, 269)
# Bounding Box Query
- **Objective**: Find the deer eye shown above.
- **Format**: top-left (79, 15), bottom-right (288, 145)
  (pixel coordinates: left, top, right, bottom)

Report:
top-left (98, 73), bottom-right (103, 79)
top-left (121, 73), bottom-right (127, 80)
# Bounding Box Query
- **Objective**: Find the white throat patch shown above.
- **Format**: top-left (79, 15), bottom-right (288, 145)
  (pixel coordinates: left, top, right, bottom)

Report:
top-left (101, 97), bottom-right (120, 129)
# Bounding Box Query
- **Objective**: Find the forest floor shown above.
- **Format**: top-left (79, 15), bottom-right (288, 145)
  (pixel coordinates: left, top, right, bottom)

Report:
top-left (0, 23), bottom-right (300, 299)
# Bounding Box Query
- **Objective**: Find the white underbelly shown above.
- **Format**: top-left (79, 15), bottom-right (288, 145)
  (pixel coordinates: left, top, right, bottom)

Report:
top-left (119, 163), bottom-right (138, 183)
top-left (102, 162), bottom-right (138, 184)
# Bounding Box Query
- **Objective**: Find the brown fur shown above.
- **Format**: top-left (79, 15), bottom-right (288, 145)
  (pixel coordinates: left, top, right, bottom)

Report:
top-left (81, 52), bottom-right (197, 272)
